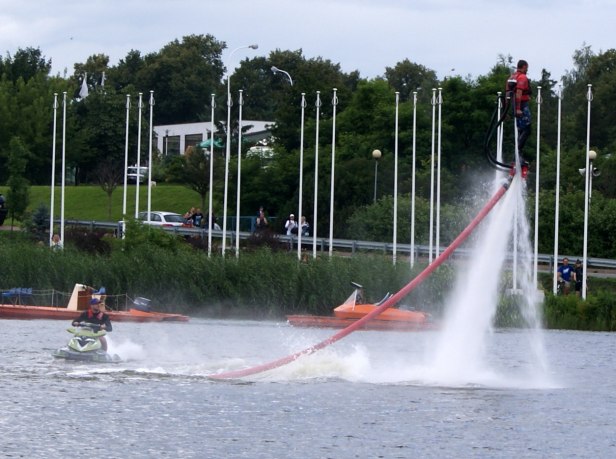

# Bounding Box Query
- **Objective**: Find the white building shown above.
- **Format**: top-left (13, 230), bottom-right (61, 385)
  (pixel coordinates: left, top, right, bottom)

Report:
top-left (153, 120), bottom-right (273, 156)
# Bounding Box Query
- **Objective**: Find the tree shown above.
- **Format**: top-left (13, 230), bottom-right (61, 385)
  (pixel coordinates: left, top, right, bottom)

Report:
top-left (180, 146), bottom-right (224, 210)
top-left (383, 58), bottom-right (438, 102)
top-left (0, 47), bottom-right (51, 82)
top-left (5, 136), bottom-right (30, 225)
top-left (95, 158), bottom-right (123, 219)
top-left (135, 34), bottom-right (225, 124)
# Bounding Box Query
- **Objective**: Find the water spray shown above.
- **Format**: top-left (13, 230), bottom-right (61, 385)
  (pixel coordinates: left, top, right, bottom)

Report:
top-left (210, 175), bottom-right (515, 380)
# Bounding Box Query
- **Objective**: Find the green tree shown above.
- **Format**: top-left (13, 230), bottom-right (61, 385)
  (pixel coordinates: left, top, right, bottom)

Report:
top-left (95, 158), bottom-right (123, 219)
top-left (135, 34), bottom-right (225, 124)
top-left (0, 47), bottom-right (51, 82)
top-left (5, 137), bottom-right (30, 224)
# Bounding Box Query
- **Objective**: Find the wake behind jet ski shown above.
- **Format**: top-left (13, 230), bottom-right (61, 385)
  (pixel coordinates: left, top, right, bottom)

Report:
top-left (53, 322), bottom-right (121, 363)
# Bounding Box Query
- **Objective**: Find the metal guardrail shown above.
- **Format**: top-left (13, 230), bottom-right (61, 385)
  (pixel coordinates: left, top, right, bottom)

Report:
top-left (61, 219), bottom-right (616, 271)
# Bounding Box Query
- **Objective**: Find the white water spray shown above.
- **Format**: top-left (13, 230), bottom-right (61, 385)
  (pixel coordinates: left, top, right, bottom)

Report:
top-left (422, 174), bottom-right (550, 387)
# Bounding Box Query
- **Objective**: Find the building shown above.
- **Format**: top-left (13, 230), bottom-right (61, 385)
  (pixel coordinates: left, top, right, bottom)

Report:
top-left (153, 121), bottom-right (273, 156)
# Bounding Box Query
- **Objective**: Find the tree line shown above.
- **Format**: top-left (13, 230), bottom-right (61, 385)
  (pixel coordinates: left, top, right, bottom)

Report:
top-left (2, 37), bottom-right (616, 258)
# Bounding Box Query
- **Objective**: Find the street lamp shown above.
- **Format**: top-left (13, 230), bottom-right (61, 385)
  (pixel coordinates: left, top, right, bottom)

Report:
top-left (580, 149), bottom-right (600, 299)
top-left (372, 149), bottom-right (382, 203)
top-left (271, 66), bottom-right (293, 86)
top-left (222, 44), bottom-right (258, 256)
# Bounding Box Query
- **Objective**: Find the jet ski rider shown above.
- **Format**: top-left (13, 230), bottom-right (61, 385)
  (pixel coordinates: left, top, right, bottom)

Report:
top-left (72, 298), bottom-right (113, 351)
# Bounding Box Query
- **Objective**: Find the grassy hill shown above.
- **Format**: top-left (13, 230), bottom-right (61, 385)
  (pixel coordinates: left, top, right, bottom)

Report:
top-left (2, 184), bottom-right (207, 222)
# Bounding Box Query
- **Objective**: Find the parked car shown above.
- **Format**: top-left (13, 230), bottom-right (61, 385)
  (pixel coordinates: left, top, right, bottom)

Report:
top-left (137, 211), bottom-right (187, 227)
top-left (127, 166), bottom-right (148, 184)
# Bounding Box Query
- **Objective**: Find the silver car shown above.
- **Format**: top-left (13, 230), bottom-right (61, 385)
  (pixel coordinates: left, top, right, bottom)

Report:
top-left (137, 211), bottom-right (186, 227)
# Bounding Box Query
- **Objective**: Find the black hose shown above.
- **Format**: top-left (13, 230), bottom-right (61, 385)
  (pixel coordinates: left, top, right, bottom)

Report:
top-left (484, 92), bottom-right (514, 171)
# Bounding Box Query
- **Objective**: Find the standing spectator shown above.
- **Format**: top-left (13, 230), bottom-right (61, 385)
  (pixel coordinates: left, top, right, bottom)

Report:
top-left (557, 257), bottom-right (573, 295)
top-left (300, 216), bottom-right (310, 237)
top-left (183, 207), bottom-right (196, 226)
top-left (51, 233), bottom-right (63, 251)
top-left (0, 193), bottom-right (5, 208)
top-left (206, 212), bottom-right (221, 230)
top-left (255, 210), bottom-right (268, 232)
top-left (574, 259), bottom-right (584, 297)
top-left (285, 214), bottom-right (297, 235)
top-left (192, 208), bottom-right (204, 227)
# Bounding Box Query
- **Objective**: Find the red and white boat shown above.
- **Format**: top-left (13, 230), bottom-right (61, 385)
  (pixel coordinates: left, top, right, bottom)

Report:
top-left (287, 284), bottom-right (435, 331)
top-left (0, 284), bottom-right (189, 322)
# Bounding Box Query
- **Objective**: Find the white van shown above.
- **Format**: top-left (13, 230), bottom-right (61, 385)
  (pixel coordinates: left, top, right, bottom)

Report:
top-left (127, 165), bottom-right (148, 184)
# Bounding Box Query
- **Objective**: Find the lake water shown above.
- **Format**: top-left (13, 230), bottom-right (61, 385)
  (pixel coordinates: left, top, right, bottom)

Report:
top-left (1, 318), bottom-right (614, 458)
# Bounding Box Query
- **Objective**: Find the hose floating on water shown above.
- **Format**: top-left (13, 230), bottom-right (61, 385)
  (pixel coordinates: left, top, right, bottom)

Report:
top-left (209, 175), bottom-right (514, 380)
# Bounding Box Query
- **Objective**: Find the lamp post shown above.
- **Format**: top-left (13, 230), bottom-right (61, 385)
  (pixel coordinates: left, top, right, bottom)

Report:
top-left (580, 149), bottom-right (599, 299)
top-left (372, 149), bottom-right (382, 203)
top-left (222, 44), bottom-right (258, 256)
top-left (271, 66), bottom-right (293, 86)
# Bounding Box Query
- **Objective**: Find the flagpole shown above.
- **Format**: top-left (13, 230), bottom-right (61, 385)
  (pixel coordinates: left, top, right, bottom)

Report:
top-left (312, 91), bottom-right (321, 259)
top-left (436, 87), bottom-right (443, 256)
top-left (122, 94), bottom-right (131, 236)
top-left (60, 92), bottom-right (67, 246)
top-left (297, 93), bottom-right (306, 260)
top-left (235, 90), bottom-right (244, 258)
top-left (393, 91), bottom-right (399, 265)
top-left (135, 92), bottom-right (143, 219)
top-left (222, 44), bottom-right (258, 257)
top-left (552, 86), bottom-right (562, 294)
top-left (410, 91), bottom-right (417, 268)
top-left (428, 88), bottom-right (436, 263)
top-left (208, 94), bottom-right (216, 257)
top-left (533, 86), bottom-right (542, 287)
top-left (582, 84), bottom-right (593, 300)
top-left (49, 93), bottom-right (58, 246)
top-left (328, 88), bottom-right (338, 257)
top-left (147, 91), bottom-right (154, 220)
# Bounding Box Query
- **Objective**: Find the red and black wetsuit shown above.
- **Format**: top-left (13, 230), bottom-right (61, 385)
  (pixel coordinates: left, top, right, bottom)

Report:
top-left (509, 69), bottom-right (532, 154)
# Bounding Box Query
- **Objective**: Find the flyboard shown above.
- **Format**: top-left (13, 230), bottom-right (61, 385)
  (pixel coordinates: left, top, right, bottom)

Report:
top-left (210, 170), bottom-right (520, 380)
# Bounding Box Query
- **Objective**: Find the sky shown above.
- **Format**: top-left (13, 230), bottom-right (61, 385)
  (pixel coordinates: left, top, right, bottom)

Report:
top-left (1, 0), bottom-right (615, 84)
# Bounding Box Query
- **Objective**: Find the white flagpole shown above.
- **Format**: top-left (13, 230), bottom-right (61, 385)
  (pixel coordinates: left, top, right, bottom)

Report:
top-left (496, 92), bottom-right (503, 164)
top-left (297, 93), bottom-right (307, 260)
top-left (512, 86), bottom-right (520, 291)
top-left (436, 87), bottom-right (443, 256)
top-left (393, 91), bottom-right (399, 264)
top-left (235, 89), bottom-right (244, 258)
top-left (533, 86), bottom-right (542, 287)
top-left (553, 86), bottom-right (562, 294)
top-left (222, 83), bottom-right (232, 257)
top-left (208, 94), bottom-right (216, 257)
top-left (428, 88), bottom-right (436, 263)
top-left (135, 92), bottom-right (143, 219)
top-left (122, 94), bottom-right (130, 234)
top-left (582, 84), bottom-right (593, 299)
top-left (410, 91), bottom-right (417, 268)
top-left (49, 93), bottom-right (58, 246)
top-left (328, 88), bottom-right (338, 257)
top-left (147, 91), bottom-right (154, 221)
top-left (495, 92), bottom-right (505, 185)
top-left (60, 92), bottom-right (67, 245)
top-left (312, 91), bottom-right (321, 259)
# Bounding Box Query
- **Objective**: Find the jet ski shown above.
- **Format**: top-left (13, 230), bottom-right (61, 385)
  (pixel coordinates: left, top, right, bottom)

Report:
top-left (52, 322), bottom-right (121, 363)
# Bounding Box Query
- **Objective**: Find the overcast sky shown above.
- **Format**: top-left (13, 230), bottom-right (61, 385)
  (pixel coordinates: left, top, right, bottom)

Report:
top-left (2, 0), bottom-right (614, 83)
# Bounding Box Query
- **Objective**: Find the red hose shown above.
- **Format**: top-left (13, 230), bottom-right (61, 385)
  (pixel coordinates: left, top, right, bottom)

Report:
top-left (210, 180), bottom-right (511, 380)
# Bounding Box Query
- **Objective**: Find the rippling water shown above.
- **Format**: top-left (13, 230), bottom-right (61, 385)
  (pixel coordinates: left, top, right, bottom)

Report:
top-left (1, 319), bottom-right (615, 458)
